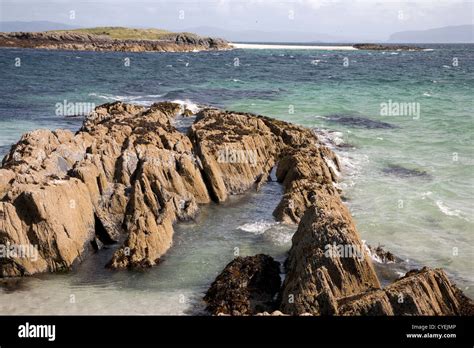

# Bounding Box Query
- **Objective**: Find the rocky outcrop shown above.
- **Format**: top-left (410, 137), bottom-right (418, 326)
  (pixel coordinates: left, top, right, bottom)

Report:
top-left (338, 268), bottom-right (473, 315)
top-left (353, 43), bottom-right (423, 51)
top-left (0, 101), bottom-right (340, 275)
top-left (189, 109), bottom-right (280, 202)
top-left (280, 201), bottom-right (381, 315)
top-left (204, 254), bottom-right (281, 315)
top-left (278, 196), bottom-right (473, 315)
top-left (0, 31), bottom-right (230, 52)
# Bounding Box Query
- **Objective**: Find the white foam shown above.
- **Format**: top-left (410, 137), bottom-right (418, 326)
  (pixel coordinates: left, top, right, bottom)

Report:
top-left (365, 245), bottom-right (383, 263)
top-left (436, 200), bottom-right (470, 221)
top-left (238, 220), bottom-right (276, 234)
top-left (170, 99), bottom-right (201, 114)
top-left (88, 93), bottom-right (164, 102)
top-left (421, 191), bottom-right (432, 200)
top-left (230, 43), bottom-right (357, 51)
top-left (395, 271), bottom-right (406, 278)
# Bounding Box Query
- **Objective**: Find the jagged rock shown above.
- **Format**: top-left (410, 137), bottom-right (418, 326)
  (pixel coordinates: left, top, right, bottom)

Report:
top-left (338, 267), bottom-right (474, 315)
top-left (278, 197), bottom-right (473, 316)
top-left (4, 101), bottom-right (336, 274)
top-left (204, 254), bottom-right (281, 315)
top-left (273, 146), bottom-right (340, 223)
top-left (0, 101), bottom-right (210, 274)
top-left (189, 109), bottom-right (281, 202)
top-left (0, 179), bottom-right (95, 276)
top-left (0, 31), bottom-right (231, 52)
top-left (280, 201), bottom-right (381, 315)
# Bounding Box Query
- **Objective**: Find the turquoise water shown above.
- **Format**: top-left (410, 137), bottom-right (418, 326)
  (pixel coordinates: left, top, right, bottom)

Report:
top-left (0, 45), bottom-right (472, 313)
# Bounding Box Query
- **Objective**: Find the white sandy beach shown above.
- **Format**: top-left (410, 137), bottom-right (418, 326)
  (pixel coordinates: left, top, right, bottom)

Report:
top-left (230, 43), bottom-right (357, 50)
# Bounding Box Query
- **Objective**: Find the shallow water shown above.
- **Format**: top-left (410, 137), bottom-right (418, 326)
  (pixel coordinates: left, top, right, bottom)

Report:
top-left (0, 44), bottom-right (472, 312)
top-left (0, 173), bottom-right (295, 314)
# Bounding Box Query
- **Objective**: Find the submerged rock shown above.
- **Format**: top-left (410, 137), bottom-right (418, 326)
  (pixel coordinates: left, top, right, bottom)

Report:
top-left (327, 114), bottom-right (397, 129)
top-left (204, 254), bottom-right (281, 315)
top-left (382, 164), bottom-right (431, 179)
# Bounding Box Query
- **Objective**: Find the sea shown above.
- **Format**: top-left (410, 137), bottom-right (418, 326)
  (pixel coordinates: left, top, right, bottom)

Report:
top-left (0, 43), bottom-right (472, 314)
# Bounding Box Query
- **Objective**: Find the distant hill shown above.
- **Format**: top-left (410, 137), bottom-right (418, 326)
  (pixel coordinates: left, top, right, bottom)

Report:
top-left (388, 25), bottom-right (474, 43)
top-left (0, 21), bottom-right (80, 32)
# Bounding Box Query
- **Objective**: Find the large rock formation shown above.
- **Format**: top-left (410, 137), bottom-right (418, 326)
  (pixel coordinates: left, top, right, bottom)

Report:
top-left (0, 31), bottom-right (230, 52)
top-left (280, 201), bottom-right (381, 315)
top-left (204, 254), bottom-right (281, 315)
top-left (0, 101), bottom-right (340, 275)
top-left (338, 267), bottom-right (473, 315)
top-left (198, 107), bottom-right (472, 316)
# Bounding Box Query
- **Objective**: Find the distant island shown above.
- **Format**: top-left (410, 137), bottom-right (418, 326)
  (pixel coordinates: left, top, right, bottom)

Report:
top-left (389, 25), bottom-right (474, 43)
top-left (0, 27), bottom-right (231, 52)
top-left (353, 43), bottom-right (423, 51)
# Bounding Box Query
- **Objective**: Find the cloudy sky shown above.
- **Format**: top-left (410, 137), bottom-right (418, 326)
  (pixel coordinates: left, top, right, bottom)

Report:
top-left (1, 0), bottom-right (472, 41)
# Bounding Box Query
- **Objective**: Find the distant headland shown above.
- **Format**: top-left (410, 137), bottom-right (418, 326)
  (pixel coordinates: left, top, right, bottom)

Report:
top-left (0, 27), bottom-right (231, 52)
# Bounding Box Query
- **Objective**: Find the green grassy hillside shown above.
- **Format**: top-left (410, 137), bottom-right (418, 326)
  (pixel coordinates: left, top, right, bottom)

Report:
top-left (49, 27), bottom-right (181, 40)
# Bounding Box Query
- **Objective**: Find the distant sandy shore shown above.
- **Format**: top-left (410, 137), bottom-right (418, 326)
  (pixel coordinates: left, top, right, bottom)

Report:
top-left (230, 43), bottom-right (357, 50)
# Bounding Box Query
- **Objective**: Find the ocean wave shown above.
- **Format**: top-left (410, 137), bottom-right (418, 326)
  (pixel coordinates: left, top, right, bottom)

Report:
top-left (170, 99), bottom-right (201, 114)
top-left (88, 93), bottom-right (164, 102)
top-left (313, 127), bottom-right (368, 188)
top-left (436, 200), bottom-right (470, 221)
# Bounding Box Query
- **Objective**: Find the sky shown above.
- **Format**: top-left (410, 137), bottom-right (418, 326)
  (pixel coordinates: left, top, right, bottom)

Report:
top-left (1, 0), bottom-right (473, 41)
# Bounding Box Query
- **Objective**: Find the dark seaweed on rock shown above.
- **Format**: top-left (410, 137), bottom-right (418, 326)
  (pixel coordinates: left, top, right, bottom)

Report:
top-left (203, 255), bottom-right (281, 315)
